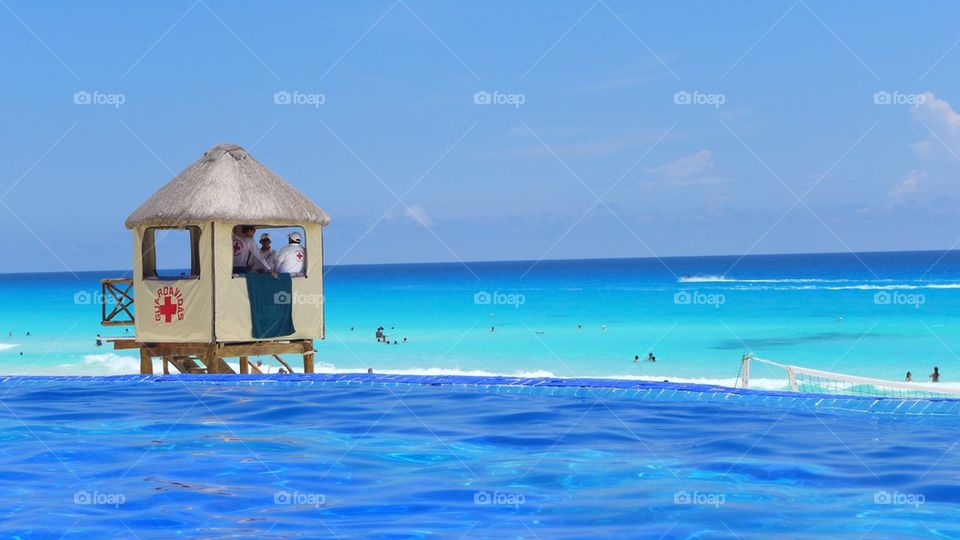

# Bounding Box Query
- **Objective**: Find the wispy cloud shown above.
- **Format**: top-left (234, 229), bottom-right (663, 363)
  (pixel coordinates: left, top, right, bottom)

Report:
top-left (644, 150), bottom-right (722, 187)
top-left (405, 205), bottom-right (433, 227)
top-left (911, 91), bottom-right (960, 161)
top-left (888, 169), bottom-right (924, 205)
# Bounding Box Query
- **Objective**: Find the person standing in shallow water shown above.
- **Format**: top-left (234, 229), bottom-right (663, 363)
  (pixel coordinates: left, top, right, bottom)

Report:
top-left (930, 367), bottom-right (940, 383)
top-left (905, 371), bottom-right (912, 382)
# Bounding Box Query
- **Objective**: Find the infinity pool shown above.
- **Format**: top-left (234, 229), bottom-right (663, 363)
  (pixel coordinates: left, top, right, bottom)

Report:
top-left (0, 375), bottom-right (957, 538)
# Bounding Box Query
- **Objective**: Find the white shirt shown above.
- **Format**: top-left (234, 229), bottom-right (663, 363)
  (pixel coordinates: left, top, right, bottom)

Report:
top-left (251, 248), bottom-right (276, 273)
top-left (232, 233), bottom-right (273, 272)
top-left (275, 243), bottom-right (306, 274)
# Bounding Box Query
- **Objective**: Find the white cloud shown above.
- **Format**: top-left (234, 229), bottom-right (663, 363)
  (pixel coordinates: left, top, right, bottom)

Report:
top-left (643, 150), bottom-right (722, 187)
top-left (650, 150), bottom-right (714, 178)
top-left (404, 205), bottom-right (433, 227)
top-left (888, 169), bottom-right (924, 204)
top-left (911, 91), bottom-right (960, 161)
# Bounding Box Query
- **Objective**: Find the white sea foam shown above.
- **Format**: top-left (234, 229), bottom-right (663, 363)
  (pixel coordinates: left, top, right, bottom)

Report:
top-left (0, 343), bottom-right (18, 351)
top-left (83, 353), bottom-right (151, 373)
top-left (82, 353), bottom-right (167, 375)
top-left (313, 365), bottom-right (557, 379)
top-left (306, 362), bottom-right (788, 389)
top-left (679, 275), bottom-right (731, 282)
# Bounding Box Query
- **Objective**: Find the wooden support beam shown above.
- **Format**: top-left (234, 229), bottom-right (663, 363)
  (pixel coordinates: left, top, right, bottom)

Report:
top-left (140, 349), bottom-right (153, 375)
top-left (111, 339), bottom-right (313, 375)
top-left (272, 354), bottom-right (294, 374)
top-left (207, 345), bottom-right (219, 374)
top-left (303, 351), bottom-right (314, 373)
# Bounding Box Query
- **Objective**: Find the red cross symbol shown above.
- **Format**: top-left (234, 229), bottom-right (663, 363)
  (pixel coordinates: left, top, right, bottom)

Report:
top-left (158, 296), bottom-right (179, 323)
top-left (296, 251), bottom-right (303, 261)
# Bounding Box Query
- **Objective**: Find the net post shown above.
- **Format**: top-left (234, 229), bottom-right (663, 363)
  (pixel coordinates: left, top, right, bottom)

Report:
top-left (740, 354), bottom-right (751, 389)
top-left (787, 367), bottom-right (798, 392)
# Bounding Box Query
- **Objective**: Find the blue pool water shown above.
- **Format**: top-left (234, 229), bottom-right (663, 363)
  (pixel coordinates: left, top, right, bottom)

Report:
top-left (1, 375), bottom-right (958, 538)
top-left (2, 251), bottom-right (960, 388)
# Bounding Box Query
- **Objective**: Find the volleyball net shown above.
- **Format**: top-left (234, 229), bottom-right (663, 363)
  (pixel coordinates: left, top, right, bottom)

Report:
top-left (737, 355), bottom-right (960, 399)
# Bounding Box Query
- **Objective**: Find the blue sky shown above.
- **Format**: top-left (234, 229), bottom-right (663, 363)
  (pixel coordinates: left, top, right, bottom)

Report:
top-left (1, 0), bottom-right (960, 273)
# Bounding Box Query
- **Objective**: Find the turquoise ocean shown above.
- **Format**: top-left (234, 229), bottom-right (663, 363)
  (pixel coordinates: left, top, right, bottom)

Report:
top-left (2, 250), bottom-right (959, 389)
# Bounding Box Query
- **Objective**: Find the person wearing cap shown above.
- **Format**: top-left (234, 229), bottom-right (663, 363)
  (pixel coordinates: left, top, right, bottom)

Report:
top-left (274, 231), bottom-right (306, 275)
top-left (250, 232), bottom-right (277, 273)
top-left (232, 225), bottom-right (275, 274)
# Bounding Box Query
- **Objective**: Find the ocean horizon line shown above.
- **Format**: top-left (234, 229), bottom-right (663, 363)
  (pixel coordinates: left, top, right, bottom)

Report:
top-left (1, 247), bottom-right (957, 278)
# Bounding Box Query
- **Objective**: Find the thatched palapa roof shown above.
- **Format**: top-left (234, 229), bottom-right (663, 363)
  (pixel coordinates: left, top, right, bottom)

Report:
top-left (125, 143), bottom-right (330, 228)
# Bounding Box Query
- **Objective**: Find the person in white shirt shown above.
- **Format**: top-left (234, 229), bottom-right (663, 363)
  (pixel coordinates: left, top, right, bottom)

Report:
top-left (250, 233), bottom-right (277, 273)
top-left (274, 232), bottom-right (306, 275)
top-left (232, 225), bottom-right (274, 274)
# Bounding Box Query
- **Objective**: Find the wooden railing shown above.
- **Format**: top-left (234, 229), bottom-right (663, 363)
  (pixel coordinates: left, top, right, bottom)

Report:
top-left (101, 278), bottom-right (134, 326)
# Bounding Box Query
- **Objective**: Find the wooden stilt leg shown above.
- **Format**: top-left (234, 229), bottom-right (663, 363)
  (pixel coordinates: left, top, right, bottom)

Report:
top-left (303, 351), bottom-right (314, 373)
top-left (207, 346), bottom-right (219, 374)
top-left (302, 340), bottom-right (315, 374)
top-left (240, 356), bottom-right (249, 374)
top-left (140, 348), bottom-right (154, 375)
top-left (162, 357), bottom-right (170, 375)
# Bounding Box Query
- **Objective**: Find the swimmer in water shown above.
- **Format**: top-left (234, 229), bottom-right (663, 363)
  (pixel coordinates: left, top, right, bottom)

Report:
top-left (905, 371), bottom-right (912, 382)
top-left (930, 367), bottom-right (940, 383)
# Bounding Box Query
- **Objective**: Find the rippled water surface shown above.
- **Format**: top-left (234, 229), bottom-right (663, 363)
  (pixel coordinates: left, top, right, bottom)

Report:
top-left (1, 377), bottom-right (959, 538)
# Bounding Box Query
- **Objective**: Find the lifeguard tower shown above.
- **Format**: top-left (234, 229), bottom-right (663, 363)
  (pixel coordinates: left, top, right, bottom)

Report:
top-left (101, 143), bottom-right (330, 374)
